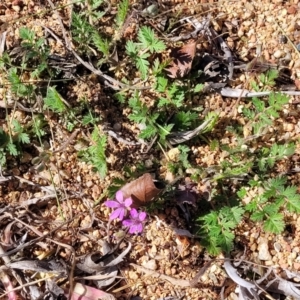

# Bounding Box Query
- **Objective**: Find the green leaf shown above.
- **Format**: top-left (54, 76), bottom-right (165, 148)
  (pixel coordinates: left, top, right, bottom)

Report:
top-left (138, 26), bottom-right (166, 53)
top-left (79, 128), bottom-right (107, 179)
top-left (193, 83), bottom-right (204, 93)
top-left (92, 32), bottom-right (110, 57)
top-left (12, 119), bottom-right (22, 133)
top-left (19, 27), bottom-right (34, 42)
top-left (44, 87), bottom-right (66, 113)
top-left (264, 213), bottom-right (285, 233)
top-left (283, 186), bottom-right (300, 213)
top-left (156, 76), bottom-right (168, 92)
top-left (139, 124), bottom-right (157, 139)
top-left (219, 230), bottom-right (235, 253)
top-left (8, 68), bottom-right (33, 97)
top-left (230, 206), bottom-right (245, 224)
top-left (136, 55), bottom-right (150, 79)
top-left (252, 97), bottom-right (265, 112)
top-left (251, 210), bottom-right (265, 222)
top-left (125, 40), bottom-right (138, 57)
top-left (18, 132), bottom-right (30, 144)
top-left (0, 129), bottom-right (9, 148)
top-left (7, 142), bottom-right (18, 156)
top-left (237, 187), bottom-right (247, 199)
top-left (116, 0), bottom-right (129, 27)
top-left (173, 111), bottom-right (198, 129)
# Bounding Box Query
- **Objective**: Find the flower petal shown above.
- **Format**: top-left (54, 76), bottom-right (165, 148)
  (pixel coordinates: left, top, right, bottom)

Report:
top-left (130, 208), bottom-right (138, 218)
top-left (122, 219), bottom-right (133, 227)
top-left (136, 223), bottom-right (143, 233)
top-left (138, 212), bottom-right (147, 221)
top-left (115, 190), bottom-right (124, 203)
top-left (109, 209), bottom-right (121, 220)
top-left (105, 200), bottom-right (120, 208)
top-left (124, 197), bottom-right (133, 207)
top-left (129, 225), bottom-right (138, 234)
top-left (118, 208), bottom-right (126, 220)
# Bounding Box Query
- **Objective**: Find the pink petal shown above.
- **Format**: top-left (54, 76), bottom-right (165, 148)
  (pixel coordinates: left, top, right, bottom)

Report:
top-left (118, 208), bottom-right (126, 220)
top-left (130, 208), bottom-right (138, 218)
top-left (110, 209), bottom-right (121, 220)
top-left (105, 200), bottom-right (119, 208)
top-left (115, 190), bottom-right (124, 202)
top-left (122, 219), bottom-right (133, 227)
top-left (139, 212), bottom-right (147, 221)
top-left (136, 223), bottom-right (143, 233)
top-left (129, 225), bottom-right (138, 234)
top-left (124, 197), bottom-right (133, 207)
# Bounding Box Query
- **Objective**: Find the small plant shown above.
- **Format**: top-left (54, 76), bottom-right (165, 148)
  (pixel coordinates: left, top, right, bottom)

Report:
top-left (242, 92), bottom-right (290, 136)
top-left (257, 142), bottom-right (295, 172)
top-left (105, 190), bottom-right (147, 234)
top-left (0, 120), bottom-right (30, 166)
top-left (125, 26), bottom-right (166, 79)
top-left (79, 126), bottom-right (107, 179)
top-left (250, 69), bottom-right (279, 91)
top-left (239, 176), bottom-right (300, 233)
top-left (128, 91), bottom-right (174, 143)
top-left (197, 206), bottom-right (245, 255)
top-left (43, 86), bottom-right (66, 113)
top-left (18, 27), bottom-right (50, 78)
top-left (115, 0), bottom-right (129, 28)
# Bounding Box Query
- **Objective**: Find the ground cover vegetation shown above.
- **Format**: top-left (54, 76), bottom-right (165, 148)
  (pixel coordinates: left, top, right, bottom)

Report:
top-left (0, 0), bottom-right (300, 299)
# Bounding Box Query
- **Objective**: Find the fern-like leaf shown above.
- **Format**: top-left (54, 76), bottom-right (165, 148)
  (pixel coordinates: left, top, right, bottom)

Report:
top-left (44, 87), bottom-right (66, 113)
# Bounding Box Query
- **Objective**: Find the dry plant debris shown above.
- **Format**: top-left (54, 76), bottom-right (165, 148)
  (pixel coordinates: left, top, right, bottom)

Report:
top-left (0, 0), bottom-right (300, 299)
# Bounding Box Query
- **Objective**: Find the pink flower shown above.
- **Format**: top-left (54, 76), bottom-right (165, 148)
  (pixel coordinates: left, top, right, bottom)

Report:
top-left (104, 190), bottom-right (132, 221)
top-left (122, 208), bottom-right (147, 234)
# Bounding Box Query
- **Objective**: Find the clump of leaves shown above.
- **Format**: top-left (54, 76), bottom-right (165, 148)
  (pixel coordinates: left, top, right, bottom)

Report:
top-left (197, 206), bottom-right (245, 255)
top-left (0, 120), bottom-right (30, 166)
top-left (167, 145), bottom-right (191, 176)
top-left (242, 92), bottom-right (290, 136)
top-left (8, 68), bottom-right (34, 97)
top-left (78, 127), bottom-right (107, 179)
top-left (257, 142), bottom-right (295, 172)
top-left (128, 91), bottom-right (173, 143)
top-left (239, 176), bottom-right (300, 233)
top-left (19, 27), bottom-right (50, 78)
top-left (44, 87), bottom-right (66, 113)
top-left (125, 26), bottom-right (166, 79)
top-left (250, 69), bottom-right (279, 91)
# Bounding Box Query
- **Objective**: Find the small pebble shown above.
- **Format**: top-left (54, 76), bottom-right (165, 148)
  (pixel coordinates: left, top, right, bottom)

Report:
top-left (113, 123), bottom-right (122, 131)
top-left (258, 239), bottom-right (272, 260)
top-left (273, 49), bottom-right (283, 58)
top-left (142, 259), bottom-right (157, 270)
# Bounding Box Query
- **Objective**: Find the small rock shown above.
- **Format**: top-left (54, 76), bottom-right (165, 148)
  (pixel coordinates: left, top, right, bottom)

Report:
top-left (273, 49), bottom-right (283, 58)
top-left (86, 180), bottom-right (93, 187)
top-left (258, 239), bottom-right (272, 260)
top-left (142, 259), bottom-right (157, 270)
top-left (128, 270), bottom-right (139, 280)
top-left (12, 5), bottom-right (20, 12)
top-left (287, 5), bottom-right (297, 14)
top-left (113, 123), bottom-right (122, 131)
